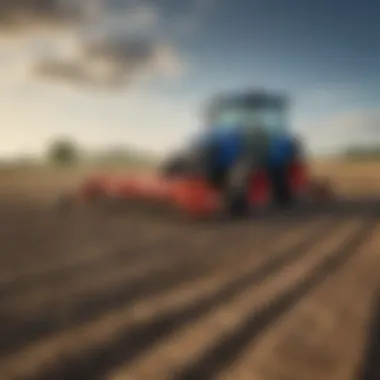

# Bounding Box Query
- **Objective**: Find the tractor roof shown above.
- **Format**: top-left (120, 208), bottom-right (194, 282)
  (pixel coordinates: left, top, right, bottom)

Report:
top-left (208, 90), bottom-right (288, 110)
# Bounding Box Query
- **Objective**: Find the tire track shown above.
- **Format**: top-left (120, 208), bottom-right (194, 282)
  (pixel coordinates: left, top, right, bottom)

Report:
top-left (172, 217), bottom-right (375, 380)
top-left (109, 220), bottom-right (360, 380)
top-left (0, 215), bottom-right (188, 294)
top-left (356, 287), bottom-right (380, 380)
top-left (2, 217), bottom-right (291, 312)
top-left (0, 207), bottom-right (285, 293)
top-left (0, 219), bottom-right (299, 357)
top-left (0, 213), bottom-right (218, 295)
top-left (0, 217), bottom-right (289, 299)
top-left (221, 224), bottom-right (380, 380)
top-left (1, 217), bottom-right (287, 322)
top-left (0, 209), bottom-right (83, 269)
top-left (17, 218), bottom-right (336, 380)
top-left (1, 219), bottom-right (290, 317)
top-left (0, 212), bottom-right (147, 282)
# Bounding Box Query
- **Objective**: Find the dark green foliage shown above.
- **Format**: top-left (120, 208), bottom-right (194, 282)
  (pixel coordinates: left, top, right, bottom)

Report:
top-left (47, 139), bottom-right (79, 166)
top-left (344, 146), bottom-right (380, 161)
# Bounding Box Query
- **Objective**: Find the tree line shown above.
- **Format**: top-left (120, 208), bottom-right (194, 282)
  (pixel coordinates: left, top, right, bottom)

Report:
top-left (45, 138), bottom-right (380, 167)
top-left (344, 146), bottom-right (380, 160)
top-left (46, 138), bottom-right (154, 167)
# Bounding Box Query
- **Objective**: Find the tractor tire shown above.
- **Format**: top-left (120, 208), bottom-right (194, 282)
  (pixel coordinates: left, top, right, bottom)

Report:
top-left (224, 159), bottom-right (252, 218)
top-left (225, 192), bottom-right (250, 217)
top-left (270, 165), bottom-right (294, 207)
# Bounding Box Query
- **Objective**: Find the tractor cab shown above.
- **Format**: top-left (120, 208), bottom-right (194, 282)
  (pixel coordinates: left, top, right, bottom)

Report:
top-left (201, 91), bottom-right (298, 169)
top-left (205, 91), bottom-right (288, 138)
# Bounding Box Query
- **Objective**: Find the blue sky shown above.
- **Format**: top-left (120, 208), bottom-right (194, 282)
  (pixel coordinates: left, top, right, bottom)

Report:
top-left (0, 0), bottom-right (379, 159)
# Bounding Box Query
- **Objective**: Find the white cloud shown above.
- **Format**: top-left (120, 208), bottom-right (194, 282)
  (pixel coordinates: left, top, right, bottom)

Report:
top-left (30, 2), bottom-right (185, 88)
top-left (0, 0), bottom-right (217, 89)
top-left (0, 1), bottom-right (187, 89)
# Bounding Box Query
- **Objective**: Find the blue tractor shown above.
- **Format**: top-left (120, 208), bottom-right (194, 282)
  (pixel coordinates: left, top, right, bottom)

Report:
top-left (162, 90), bottom-right (306, 216)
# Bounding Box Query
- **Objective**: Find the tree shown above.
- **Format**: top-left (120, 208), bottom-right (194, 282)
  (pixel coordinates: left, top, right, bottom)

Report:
top-left (47, 138), bottom-right (79, 166)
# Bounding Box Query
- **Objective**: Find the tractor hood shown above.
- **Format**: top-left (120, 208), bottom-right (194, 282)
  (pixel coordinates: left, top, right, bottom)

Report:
top-left (177, 122), bottom-right (297, 174)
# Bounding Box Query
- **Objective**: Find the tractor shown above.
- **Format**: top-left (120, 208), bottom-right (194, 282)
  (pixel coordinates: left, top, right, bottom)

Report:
top-left (65, 90), bottom-right (328, 218)
top-left (159, 90), bottom-right (307, 216)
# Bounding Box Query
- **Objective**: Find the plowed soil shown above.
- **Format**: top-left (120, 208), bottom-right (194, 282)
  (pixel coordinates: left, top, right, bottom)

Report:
top-left (0, 168), bottom-right (380, 380)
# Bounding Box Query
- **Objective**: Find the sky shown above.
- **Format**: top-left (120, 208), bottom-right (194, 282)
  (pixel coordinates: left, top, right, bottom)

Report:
top-left (0, 0), bottom-right (379, 159)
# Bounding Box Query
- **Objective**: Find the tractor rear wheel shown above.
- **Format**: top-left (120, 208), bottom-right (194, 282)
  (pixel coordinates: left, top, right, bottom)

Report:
top-left (270, 165), bottom-right (294, 207)
top-left (225, 191), bottom-right (250, 217)
top-left (224, 160), bottom-right (252, 217)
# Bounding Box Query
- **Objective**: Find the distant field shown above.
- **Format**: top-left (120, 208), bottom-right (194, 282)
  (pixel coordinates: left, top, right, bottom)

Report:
top-left (310, 160), bottom-right (380, 197)
top-left (1, 159), bottom-right (380, 201)
top-left (0, 163), bottom-right (155, 201)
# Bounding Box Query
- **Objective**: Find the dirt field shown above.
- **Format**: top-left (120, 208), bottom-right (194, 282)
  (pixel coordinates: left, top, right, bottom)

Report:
top-left (0, 163), bottom-right (379, 380)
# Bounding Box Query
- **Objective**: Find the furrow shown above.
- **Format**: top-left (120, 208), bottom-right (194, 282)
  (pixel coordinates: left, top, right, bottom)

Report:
top-left (109, 219), bottom-right (360, 380)
top-left (0, 218), bottom-right (290, 311)
top-left (0, 218), bottom-right (191, 295)
top-left (172, 218), bottom-right (375, 380)
top-left (356, 286), bottom-right (380, 380)
top-left (0, 219), bottom-right (296, 356)
top-left (0, 218), bottom-right (329, 380)
top-left (219, 223), bottom-right (380, 380)
top-left (1, 219), bottom-right (289, 318)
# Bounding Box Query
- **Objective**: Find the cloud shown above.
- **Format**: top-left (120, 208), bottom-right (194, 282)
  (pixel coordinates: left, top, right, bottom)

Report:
top-left (0, 0), bottom-right (219, 88)
top-left (34, 59), bottom-right (91, 85)
top-left (0, 0), bottom-right (91, 32)
top-left (33, 36), bottom-right (184, 87)
top-left (0, 0), bottom-right (220, 89)
top-left (0, 1), bottom-right (183, 88)
top-left (0, 0), bottom-right (218, 39)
